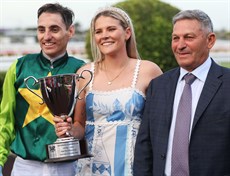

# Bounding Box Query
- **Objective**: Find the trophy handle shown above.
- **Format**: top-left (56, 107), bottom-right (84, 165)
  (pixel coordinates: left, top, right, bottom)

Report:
top-left (24, 76), bottom-right (44, 104)
top-left (76, 70), bottom-right (93, 100)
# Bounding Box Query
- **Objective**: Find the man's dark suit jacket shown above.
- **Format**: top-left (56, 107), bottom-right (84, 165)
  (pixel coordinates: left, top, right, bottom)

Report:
top-left (134, 60), bottom-right (230, 176)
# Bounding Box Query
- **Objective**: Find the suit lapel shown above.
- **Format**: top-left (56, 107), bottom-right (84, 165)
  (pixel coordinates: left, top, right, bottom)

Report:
top-left (165, 69), bottom-right (180, 125)
top-left (192, 61), bottom-right (223, 130)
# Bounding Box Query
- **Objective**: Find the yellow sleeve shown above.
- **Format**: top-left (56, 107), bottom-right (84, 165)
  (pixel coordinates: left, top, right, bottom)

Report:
top-left (0, 60), bottom-right (17, 166)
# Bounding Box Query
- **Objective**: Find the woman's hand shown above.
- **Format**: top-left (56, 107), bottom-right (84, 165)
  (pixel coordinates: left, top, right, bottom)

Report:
top-left (53, 115), bottom-right (72, 138)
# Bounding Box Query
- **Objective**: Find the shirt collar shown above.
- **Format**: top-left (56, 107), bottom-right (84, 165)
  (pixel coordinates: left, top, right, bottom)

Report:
top-left (179, 57), bottom-right (212, 82)
top-left (42, 51), bottom-right (66, 63)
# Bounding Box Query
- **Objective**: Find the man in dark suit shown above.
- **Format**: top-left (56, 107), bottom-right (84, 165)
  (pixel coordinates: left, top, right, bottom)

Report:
top-left (133, 9), bottom-right (230, 176)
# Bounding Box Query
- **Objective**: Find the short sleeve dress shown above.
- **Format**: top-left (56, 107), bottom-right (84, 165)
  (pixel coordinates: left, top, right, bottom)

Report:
top-left (76, 59), bottom-right (145, 176)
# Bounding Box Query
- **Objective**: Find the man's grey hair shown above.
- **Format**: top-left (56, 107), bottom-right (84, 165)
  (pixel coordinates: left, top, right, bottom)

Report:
top-left (172, 9), bottom-right (214, 33)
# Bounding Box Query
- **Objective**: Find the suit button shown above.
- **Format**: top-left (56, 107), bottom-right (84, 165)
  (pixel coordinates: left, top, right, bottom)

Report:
top-left (161, 154), bottom-right (166, 160)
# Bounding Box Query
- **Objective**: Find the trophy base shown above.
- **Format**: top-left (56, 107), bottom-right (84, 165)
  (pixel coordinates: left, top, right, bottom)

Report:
top-left (44, 154), bottom-right (93, 163)
top-left (44, 137), bottom-right (93, 163)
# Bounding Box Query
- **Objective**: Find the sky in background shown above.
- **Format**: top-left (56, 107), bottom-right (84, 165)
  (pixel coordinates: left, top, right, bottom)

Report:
top-left (0, 0), bottom-right (229, 31)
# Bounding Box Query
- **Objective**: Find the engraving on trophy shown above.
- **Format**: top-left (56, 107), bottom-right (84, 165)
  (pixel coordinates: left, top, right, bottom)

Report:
top-left (24, 70), bottom-right (93, 162)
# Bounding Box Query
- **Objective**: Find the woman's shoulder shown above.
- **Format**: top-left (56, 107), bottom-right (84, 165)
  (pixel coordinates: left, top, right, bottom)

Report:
top-left (140, 59), bottom-right (159, 68)
top-left (77, 62), bottom-right (93, 73)
top-left (139, 59), bottom-right (163, 77)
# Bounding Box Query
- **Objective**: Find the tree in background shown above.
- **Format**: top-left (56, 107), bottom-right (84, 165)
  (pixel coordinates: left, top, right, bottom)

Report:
top-left (85, 0), bottom-right (180, 72)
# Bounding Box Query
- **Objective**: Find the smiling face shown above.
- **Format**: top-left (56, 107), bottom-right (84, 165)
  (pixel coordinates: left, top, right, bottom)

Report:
top-left (93, 16), bottom-right (131, 57)
top-left (37, 12), bottom-right (74, 59)
top-left (171, 19), bottom-right (216, 72)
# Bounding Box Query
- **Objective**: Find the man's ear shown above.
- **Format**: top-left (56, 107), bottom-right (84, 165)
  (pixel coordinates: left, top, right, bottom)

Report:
top-left (68, 25), bottom-right (75, 38)
top-left (207, 32), bottom-right (216, 49)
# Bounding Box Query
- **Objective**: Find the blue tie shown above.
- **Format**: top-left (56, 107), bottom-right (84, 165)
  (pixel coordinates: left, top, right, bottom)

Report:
top-left (171, 74), bottom-right (196, 176)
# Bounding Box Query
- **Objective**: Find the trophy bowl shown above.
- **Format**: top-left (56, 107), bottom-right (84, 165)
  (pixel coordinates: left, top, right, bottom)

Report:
top-left (24, 70), bottom-right (93, 163)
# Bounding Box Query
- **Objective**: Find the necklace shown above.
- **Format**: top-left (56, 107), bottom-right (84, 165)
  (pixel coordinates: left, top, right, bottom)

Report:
top-left (104, 60), bottom-right (129, 85)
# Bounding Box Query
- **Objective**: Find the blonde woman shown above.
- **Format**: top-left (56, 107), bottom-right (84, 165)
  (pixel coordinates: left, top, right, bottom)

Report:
top-left (54, 6), bottom-right (162, 175)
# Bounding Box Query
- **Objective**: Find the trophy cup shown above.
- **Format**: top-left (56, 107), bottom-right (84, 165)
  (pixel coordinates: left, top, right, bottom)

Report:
top-left (24, 70), bottom-right (93, 162)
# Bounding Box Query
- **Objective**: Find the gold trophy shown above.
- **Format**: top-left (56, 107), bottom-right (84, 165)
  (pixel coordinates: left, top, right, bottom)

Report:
top-left (24, 70), bottom-right (93, 162)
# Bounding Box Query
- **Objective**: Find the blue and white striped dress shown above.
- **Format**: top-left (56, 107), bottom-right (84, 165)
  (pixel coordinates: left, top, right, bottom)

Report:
top-left (76, 60), bottom-right (145, 176)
